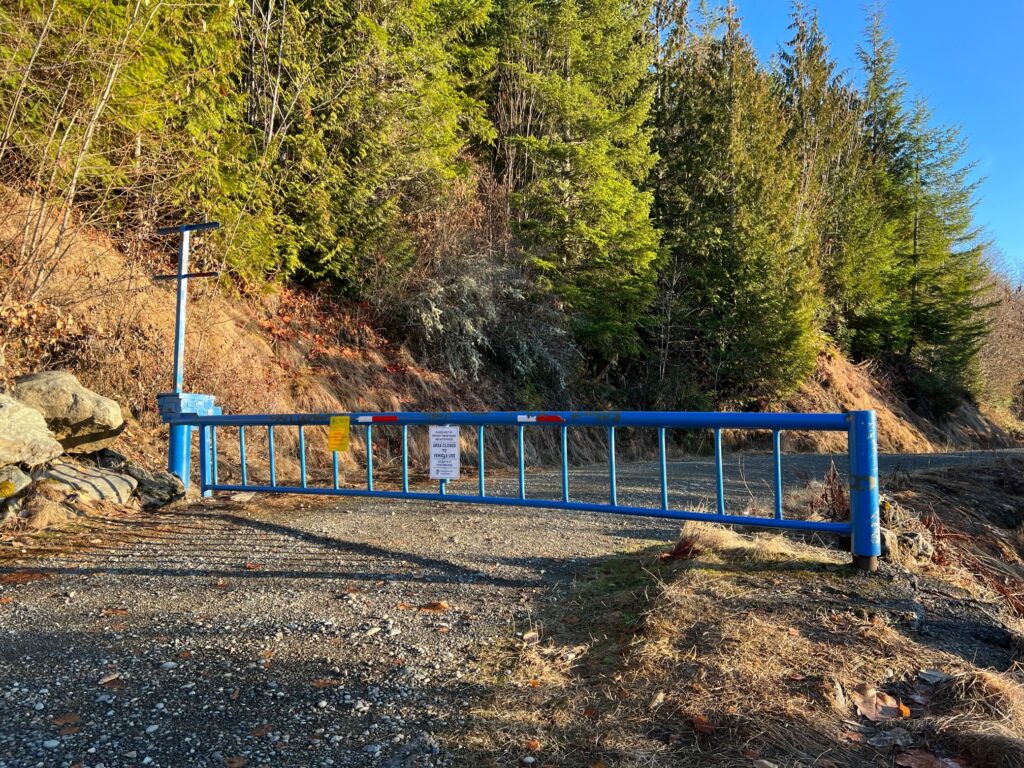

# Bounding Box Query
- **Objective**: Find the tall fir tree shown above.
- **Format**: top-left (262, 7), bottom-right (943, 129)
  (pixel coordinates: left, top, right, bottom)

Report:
top-left (649, 2), bottom-right (820, 406)
top-left (775, 3), bottom-right (872, 347)
top-left (486, 0), bottom-right (661, 367)
top-left (851, 7), bottom-right (991, 406)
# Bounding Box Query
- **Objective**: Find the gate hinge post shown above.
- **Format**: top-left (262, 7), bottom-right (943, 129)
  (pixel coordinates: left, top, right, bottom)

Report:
top-left (848, 410), bottom-right (880, 572)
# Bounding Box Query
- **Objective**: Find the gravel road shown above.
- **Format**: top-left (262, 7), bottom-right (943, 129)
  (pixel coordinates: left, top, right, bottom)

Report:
top-left (0, 449), bottom-right (1018, 768)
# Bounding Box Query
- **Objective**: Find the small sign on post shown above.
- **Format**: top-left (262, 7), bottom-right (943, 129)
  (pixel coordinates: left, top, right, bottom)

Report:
top-left (429, 425), bottom-right (460, 480)
top-left (327, 416), bottom-right (350, 452)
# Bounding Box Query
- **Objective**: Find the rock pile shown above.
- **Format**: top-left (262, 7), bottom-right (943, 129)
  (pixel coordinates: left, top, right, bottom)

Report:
top-left (0, 370), bottom-right (182, 529)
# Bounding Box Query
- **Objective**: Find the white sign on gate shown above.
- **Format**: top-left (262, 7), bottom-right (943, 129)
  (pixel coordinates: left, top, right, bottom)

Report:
top-left (429, 425), bottom-right (460, 480)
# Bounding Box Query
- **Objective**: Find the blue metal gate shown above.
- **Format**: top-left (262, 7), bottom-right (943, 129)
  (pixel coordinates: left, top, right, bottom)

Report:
top-left (159, 408), bottom-right (881, 571)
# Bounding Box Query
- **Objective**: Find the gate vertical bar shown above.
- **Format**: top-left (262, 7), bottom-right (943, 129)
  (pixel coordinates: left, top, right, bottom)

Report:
top-left (477, 425), bottom-right (485, 496)
top-left (608, 426), bottom-right (617, 507)
top-left (713, 428), bottom-right (725, 516)
top-left (198, 421), bottom-right (210, 497)
top-left (560, 425), bottom-right (569, 503)
top-left (239, 426), bottom-right (248, 486)
top-left (849, 410), bottom-right (881, 571)
top-left (210, 426), bottom-right (218, 488)
top-left (401, 425), bottom-right (409, 493)
top-left (268, 425), bottom-right (276, 487)
top-left (658, 427), bottom-right (668, 510)
top-left (517, 425), bottom-right (526, 500)
top-left (298, 426), bottom-right (307, 488)
top-left (772, 430), bottom-right (783, 520)
top-left (366, 425), bottom-right (374, 491)
top-left (332, 451), bottom-right (339, 490)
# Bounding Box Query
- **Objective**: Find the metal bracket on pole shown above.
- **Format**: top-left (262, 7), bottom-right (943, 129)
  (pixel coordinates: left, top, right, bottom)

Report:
top-left (155, 221), bottom-right (221, 490)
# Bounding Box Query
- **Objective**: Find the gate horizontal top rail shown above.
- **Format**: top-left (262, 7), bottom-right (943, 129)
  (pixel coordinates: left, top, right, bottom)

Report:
top-left (166, 410), bottom-right (850, 430)
top-left (162, 408), bottom-right (882, 572)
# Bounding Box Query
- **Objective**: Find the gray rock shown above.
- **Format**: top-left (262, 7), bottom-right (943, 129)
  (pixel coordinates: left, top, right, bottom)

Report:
top-left (899, 531), bottom-right (934, 560)
top-left (0, 394), bottom-right (63, 468)
top-left (0, 498), bottom-right (22, 527)
top-left (95, 450), bottom-right (183, 509)
top-left (0, 465), bottom-right (31, 499)
top-left (37, 459), bottom-right (137, 505)
top-left (880, 527), bottom-right (898, 559)
top-left (13, 371), bottom-right (125, 454)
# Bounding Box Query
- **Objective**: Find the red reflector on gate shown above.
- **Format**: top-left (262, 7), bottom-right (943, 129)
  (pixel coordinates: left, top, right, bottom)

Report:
top-left (536, 414), bottom-right (565, 423)
top-left (372, 415), bottom-right (399, 422)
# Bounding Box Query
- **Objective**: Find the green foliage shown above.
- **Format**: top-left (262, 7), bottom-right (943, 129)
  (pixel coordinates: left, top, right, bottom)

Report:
top-left (486, 0), bottom-right (661, 364)
top-left (841, 9), bottom-right (992, 398)
top-left (0, 0), bottom-right (999, 412)
top-left (649, 4), bottom-right (821, 405)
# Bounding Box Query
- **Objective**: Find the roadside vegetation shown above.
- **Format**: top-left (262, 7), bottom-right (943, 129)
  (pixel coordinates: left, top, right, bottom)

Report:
top-left (1, 0), bottom-right (1021, 432)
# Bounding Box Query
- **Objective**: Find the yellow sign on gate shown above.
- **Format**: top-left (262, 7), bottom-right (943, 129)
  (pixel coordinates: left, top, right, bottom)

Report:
top-left (327, 415), bottom-right (350, 452)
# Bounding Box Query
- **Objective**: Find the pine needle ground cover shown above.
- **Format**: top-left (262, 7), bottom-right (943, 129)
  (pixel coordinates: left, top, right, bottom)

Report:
top-left (459, 462), bottom-right (1024, 767)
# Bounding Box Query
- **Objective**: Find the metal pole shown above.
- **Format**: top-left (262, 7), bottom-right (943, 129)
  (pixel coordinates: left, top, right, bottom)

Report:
top-left (713, 428), bottom-right (725, 516)
top-left (166, 229), bottom-right (191, 485)
top-left (198, 423), bottom-right (210, 497)
top-left (172, 230), bottom-right (190, 393)
top-left (477, 425), bottom-right (485, 496)
top-left (560, 425), bottom-right (569, 503)
top-left (849, 410), bottom-right (880, 572)
top-left (159, 221), bottom-right (219, 489)
top-left (772, 429), bottom-right (783, 520)
top-left (517, 425), bottom-right (526, 500)
top-left (608, 426), bottom-right (617, 507)
top-left (658, 427), bottom-right (668, 510)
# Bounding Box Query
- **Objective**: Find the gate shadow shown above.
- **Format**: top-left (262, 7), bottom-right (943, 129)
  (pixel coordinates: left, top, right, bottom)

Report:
top-left (0, 506), bottom-right (547, 589)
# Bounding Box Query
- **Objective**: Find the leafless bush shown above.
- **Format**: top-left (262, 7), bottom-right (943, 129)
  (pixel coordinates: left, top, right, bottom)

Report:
top-left (979, 275), bottom-right (1024, 419)
top-left (373, 170), bottom-right (579, 394)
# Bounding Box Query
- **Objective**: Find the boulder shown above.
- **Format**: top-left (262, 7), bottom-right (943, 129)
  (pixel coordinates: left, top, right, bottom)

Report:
top-left (0, 394), bottom-right (64, 467)
top-left (37, 459), bottom-right (137, 505)
top-left (898, 531), bottom-right (935, 560)
top-left (13, 371), bottom-right (125, 453)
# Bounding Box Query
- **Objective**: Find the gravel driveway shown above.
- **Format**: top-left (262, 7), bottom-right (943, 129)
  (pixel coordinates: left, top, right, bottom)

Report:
top-left (0, 449), bottom-right (1017, 767)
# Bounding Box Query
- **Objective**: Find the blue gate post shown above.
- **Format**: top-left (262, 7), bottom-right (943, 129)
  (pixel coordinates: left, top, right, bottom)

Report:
top-left (154, 221), bottom-right (220, 489)
top-left (848, 410), bottom-right (881, 572)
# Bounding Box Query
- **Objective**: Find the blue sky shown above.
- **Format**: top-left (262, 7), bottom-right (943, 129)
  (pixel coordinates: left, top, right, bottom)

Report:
top-left (733, 1), bottom-right (1024, 280)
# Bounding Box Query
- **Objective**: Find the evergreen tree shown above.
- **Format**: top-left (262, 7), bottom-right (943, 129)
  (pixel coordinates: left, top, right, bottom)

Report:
top-left (850, 8), bottom-right (992, 404)
top-left (775, 3), bottom-right (871, 346)
top-left (486, 0), bottom-right (661, 365)
top-left (239, 0), bottom-right (493, 287)
top-left (650, 3), bottom-right (820, 405)
top-left (844, 5), bottom-right (917, 359)
top-left (900, 103), bottom-right (992, 396)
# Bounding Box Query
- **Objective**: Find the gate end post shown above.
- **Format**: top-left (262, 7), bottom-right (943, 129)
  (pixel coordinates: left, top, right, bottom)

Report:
top-left (848, 410), bottom-right (880, 572)
top-left (167, 424), bottom-right (192, 491)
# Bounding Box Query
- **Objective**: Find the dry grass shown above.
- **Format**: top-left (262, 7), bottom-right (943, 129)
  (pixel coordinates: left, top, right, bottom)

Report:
top-left (459, 497), bottom-right (1024, 767)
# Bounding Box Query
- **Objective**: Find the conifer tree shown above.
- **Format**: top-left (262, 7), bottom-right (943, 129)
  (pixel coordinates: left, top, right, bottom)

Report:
top-left (650, 2), bottom-right (820, 405)
top-left (486, 0), bottom-right (661, 365)
top-left (851, 8), bottom-right (991, 403)
top-left (775, 4), bottom-right (870, 346)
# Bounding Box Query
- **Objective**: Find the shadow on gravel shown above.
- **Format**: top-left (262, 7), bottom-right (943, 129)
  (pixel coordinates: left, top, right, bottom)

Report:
top-left (0, 507), bottom-right (545, 589)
